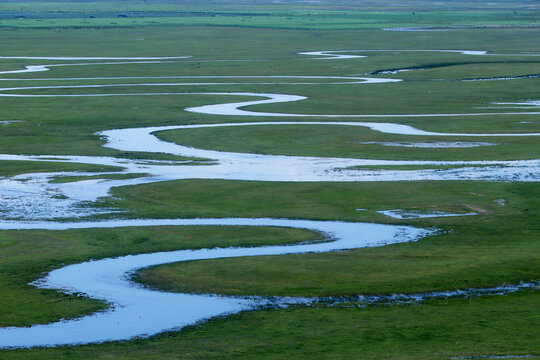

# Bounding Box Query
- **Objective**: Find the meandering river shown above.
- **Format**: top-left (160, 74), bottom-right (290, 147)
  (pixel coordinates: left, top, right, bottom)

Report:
top-left (0, 50), bottom-right (538, 347)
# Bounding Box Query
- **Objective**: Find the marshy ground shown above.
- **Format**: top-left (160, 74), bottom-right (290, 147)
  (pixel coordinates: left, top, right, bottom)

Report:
top-left (0, 0), bottom-right (538, 358)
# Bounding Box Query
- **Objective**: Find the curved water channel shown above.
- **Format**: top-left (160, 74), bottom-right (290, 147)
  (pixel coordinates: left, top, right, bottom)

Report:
top-left (0, 218), bottom-right (431, 348)
top-left (0, 51), bottom-right (539, 348)
top-left (2, 120), bottom-right (539, 220)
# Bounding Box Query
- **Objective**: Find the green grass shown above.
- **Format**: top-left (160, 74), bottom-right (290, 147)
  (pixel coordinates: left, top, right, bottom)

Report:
top-left (104, 179), bottom-right (539, 296)
top-left (0, 7), bottom-right (538, 357)
top-left (0, 28), bottom-right (537, 159)
top-left (1, 291), bottom-right (538, 359)
top-left (107, 179), bottom-right (533, 222)
top-left (0, 0), bottom-right (537, 30)
top-left (0, 225), bottom-right (319, 327)
top-left (136, 219), bottom-right (538, 297)
top-left (1, 12), bottom-right (537, 30)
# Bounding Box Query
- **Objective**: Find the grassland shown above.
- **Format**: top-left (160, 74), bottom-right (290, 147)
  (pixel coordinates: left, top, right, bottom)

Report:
top-left (128, 180), bottom-right (539, 296)
top-left (1, 12), bottom-right (537, 30)
top-left (0, 225), bottom-right (319, 327)
top-left (0, 0), bottom-right (537, 30)
top-left (0, 1), bottom-right (539, 358)
top-left (3, 292), bottom-right (539, 359)
top-left (0, 31), bottom-right (538, 160)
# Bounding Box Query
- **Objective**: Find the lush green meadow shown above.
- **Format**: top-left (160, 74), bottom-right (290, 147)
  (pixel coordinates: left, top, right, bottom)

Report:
top-left (129, 180), bottom-right (539, 296)
top-left (0, 27), bottom-right (538, 161)
top-left (3, 292), bottom-right (539, 359)
top-left (0, 0), bottom-right (537, 30)
top-left (0, 1), bottom-right (539, 358)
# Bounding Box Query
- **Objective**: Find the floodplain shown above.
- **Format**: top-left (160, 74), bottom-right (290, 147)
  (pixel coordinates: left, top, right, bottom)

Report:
top-left (0, 0), bottom-right (539, 358)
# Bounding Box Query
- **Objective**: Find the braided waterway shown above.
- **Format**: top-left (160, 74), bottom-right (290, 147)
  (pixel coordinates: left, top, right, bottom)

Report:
top-left (0, 51), bottom-right (538, 348)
